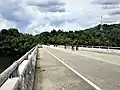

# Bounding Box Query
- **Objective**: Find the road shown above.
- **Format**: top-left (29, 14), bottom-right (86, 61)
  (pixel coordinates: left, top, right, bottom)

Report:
top-left (33, 48), bottom-right (95, 90)
top-left (43, 46), bottom-right (120, 90)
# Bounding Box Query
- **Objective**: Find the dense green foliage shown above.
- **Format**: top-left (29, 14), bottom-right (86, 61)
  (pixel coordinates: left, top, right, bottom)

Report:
top-left (0, 28), bottom-right (39, 57)
top-left (0, 23), bottom-right (120, 57)
top-left (39, 24), bottom-right (120, 47)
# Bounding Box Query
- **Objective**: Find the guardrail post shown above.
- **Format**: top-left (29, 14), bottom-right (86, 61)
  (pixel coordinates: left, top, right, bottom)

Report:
top-left (9, 62), bottom-right (20, 78)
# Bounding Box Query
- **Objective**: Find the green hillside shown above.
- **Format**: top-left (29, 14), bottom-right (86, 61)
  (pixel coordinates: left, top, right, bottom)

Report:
top-left (0, 23), bottom-right (120, 57)
top-left (39, 24), bottom-right (120, 47)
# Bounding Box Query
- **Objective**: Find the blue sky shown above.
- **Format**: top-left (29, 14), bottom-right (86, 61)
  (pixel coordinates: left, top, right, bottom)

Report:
top-left (0, 0), bottom-right (120, 34)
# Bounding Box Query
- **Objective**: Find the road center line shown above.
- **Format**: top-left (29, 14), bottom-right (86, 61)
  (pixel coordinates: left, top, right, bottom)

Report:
top-left (44, 48), bottom-right (102, 90)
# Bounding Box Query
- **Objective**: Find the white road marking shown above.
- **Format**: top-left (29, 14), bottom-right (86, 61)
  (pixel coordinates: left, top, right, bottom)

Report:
top-left (44, 48), bottom-right (102, 90)
top-left (47, 46), bottom-right (120, 66)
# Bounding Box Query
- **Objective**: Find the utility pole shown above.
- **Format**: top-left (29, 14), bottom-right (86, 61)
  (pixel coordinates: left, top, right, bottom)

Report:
top-left (100, 16), bottom-right (103, 31)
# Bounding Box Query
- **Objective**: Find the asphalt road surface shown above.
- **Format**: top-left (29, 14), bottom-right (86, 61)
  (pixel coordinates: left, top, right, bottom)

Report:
top-left (43, 46), bottom-right (120, 90)
top-left (33, 48), bottom-right (95, 90)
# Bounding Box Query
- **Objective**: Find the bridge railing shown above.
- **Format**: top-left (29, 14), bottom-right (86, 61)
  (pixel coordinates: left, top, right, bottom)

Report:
top-left (0, 44), bottom-right (39, 90)
top-left (78, 45), bottom-right (120, 55)
top-left (79, 45), bottom-right (120, 50)
top-left (53, 45), bottom-right (120, 55)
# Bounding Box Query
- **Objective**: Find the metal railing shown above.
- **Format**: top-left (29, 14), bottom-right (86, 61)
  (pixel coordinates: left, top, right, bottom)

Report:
top-left (0, 44), bottom-right (39, 90)
top-left (78, 45), bottom-right (120, 55)
top-left (79, 45), bottom-right (120, 50)
top-left (56, 45), bottom-right (120, 55)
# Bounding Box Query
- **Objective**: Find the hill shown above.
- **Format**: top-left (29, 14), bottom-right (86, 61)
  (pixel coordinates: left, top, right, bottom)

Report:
top-left (39, 24), bottom-right (120, 47)
top-left (0, 23), bottom-right (120, 57)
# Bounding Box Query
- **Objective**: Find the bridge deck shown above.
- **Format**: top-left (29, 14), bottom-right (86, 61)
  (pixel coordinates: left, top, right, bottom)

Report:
top-left (33, 48), bottom-right (95, 90)
top-left (45, 46), bottom-right (120, 90)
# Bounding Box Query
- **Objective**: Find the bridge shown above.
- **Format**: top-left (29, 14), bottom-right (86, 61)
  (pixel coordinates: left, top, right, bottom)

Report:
top-left (0, 45), bottom-right (120, 90)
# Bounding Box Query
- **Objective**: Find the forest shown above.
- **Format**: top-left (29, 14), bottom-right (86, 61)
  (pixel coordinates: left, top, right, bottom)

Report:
top-left (0, 28), bottom-right (39, 57)
top-left (0, 23), bottom-right (120, 57)
top-left (39, 24), bottom-right (120, 47)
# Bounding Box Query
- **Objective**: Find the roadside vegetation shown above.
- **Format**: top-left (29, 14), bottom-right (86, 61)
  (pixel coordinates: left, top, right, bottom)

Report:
top-left (39, 24), bottom-right (120, 47)
top-left (0, 23), bottom-right (120, 57)
top-left (0, 28), bottom-right (39, 57)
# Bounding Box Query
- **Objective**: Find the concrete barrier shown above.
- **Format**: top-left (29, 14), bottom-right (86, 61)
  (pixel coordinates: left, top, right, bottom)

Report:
top-left (0, 45), bottom-right (39, 90)
top-left (79, 47), bottom-right (120, 55)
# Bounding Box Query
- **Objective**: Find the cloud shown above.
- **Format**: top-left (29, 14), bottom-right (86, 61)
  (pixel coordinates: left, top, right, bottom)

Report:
top-left (102, 5), bottom-right (119, 9)
top-left (0, 0), bottom-right (31, 30)
top-left (92, 0), bottom-right (120, 10)
top-left (37, 6), bottom-right (65, 12)
top-left (108, 10), bottom-right (120, 16)
top-left (103, 18), bottom-right (116, 23)
top-left (93, 0), bottom-right (120, 5)
top-left (103, 15), bottom-right (120, 24)
top-left (28, 0), bottom-right (65, 7)
top-left (0, 0), bottom-right (120, 34)
top-left (28, 0), bottom-right (66, 12)
top-left (0, 0), bottom-right (66, 33)
top-left (0, 15), bottom-right (16, 30)
top-left (104, 19), bottom-right (116, 23)
top-left (92, 0), bottom-right (120, 23)
top-left (25, 12), bottom-right (79, 34)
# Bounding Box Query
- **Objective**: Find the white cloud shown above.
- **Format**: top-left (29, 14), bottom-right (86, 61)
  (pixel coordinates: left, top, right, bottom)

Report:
top-left (0, 0), bottom-right (120, 34)
top-left (0, 15), bottom-right (16, 30)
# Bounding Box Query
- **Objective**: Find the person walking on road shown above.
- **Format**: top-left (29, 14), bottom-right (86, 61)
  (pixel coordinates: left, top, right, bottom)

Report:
top-left (72, 45), bottom-right (74, 51)
top-left (76, 44), bottom-right (79, 51)
top-left (64, 45), bottom-right (66, 49)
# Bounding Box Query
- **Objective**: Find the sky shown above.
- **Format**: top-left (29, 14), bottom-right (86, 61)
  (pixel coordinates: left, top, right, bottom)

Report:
top-left (0, 0), bottom-right (120, 34)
